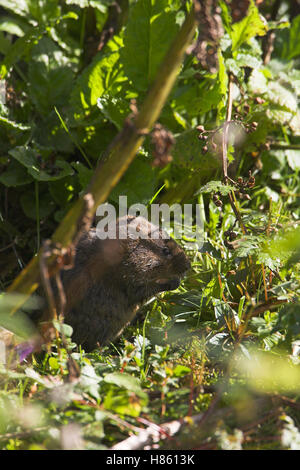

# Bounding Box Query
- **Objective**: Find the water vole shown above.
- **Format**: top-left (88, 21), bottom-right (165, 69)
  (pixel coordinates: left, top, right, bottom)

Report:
top-left (45, 215), bottom-right (191, 351)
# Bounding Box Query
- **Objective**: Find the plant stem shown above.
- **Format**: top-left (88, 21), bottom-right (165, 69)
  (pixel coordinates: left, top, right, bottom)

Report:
top-left (35, 181), bottom-right (40, 253)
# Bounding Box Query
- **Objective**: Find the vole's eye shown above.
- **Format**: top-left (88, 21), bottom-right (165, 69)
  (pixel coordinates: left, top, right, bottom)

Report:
top-left (162, 247), bottom-right (171, 257)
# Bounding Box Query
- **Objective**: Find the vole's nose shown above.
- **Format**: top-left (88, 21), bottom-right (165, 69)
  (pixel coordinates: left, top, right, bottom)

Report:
top-left (174, 253), bottom-right (191, 276)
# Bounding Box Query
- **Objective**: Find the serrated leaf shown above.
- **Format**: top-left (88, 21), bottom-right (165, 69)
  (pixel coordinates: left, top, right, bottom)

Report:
top-left (267, 82), bottom-right (297, 113)
top-left (197, 180), bottom-right (235, 196)
top-left (230, 0), bottom-right (268, 52)
top-left (235, 52), bottom-right (262, 70)
top-left (174, 80), bottom-right (223, 117)
top-left (66, 0), bottom-right (113, 11)
top-left (121, 0), bottom-right (179, 92)
top-left (248, 69), bottom-right (268, 94)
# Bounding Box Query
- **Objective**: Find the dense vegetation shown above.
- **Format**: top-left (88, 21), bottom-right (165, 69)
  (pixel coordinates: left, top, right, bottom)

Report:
top-left (1, 0), bottom-right (300, 450)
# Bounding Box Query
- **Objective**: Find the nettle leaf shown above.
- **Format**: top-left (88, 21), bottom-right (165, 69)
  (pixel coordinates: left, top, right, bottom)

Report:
top-left (197, 181), bottom-right (235, 196)
top-left (248, 69), bottom-right (268, 94)
top-left (0, 16), bottom-right (28, 37)
top-left (286, 150), bottom-right (300, 171)
top-left (235, 52), bottom-right (262, 70)
top-left (173, 80), bottom-right (223, 117)
top-left (0, 0), bottom-right (29, 17)
top-left (230, 0), bottom-right (268, 52)
top-left (28, 37), bottom-right (75, 115)
top-left (171, 129), bottom-right (221, 173)
top-left (267, 82), bottom-right (297, 113)
top-left (9, 146), bottom-right (74, 181)
top-left (66, 0), bottom-right (113, 12)
top-left (121, 0), bottom-right (180, 92)
top-left (234, 235), bottom-right (262, 258)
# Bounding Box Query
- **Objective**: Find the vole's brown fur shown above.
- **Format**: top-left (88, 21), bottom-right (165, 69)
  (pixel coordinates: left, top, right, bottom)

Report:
top-left (42, 216), bottom-right (191, 351)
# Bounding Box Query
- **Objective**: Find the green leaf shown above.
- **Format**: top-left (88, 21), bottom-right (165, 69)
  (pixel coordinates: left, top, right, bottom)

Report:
top-left (109, 157), bottom-right (156, 206)
top-left (104, 372), bottom-right (147, 399)
top-left (248, 69), bottom-right (268, 94)
top-left (0, 17), bottom-right (27, 36)
top-left (0, 160), bottom-right (32, 187)
top-left (121, 0), bottom-right (179, 92)
top-left (286, 150), bottom-right (300, 171)
top-left (174, 80), bottom-right (223, 117)
top-left (219, 0), bottom-right (232, 36)
top-left (66, 0), bottom-right (113, 12)
top-left (53, 320), bottom-right (73, 338)
top-left (0, 294), bottom-right (39, 339)
top-left (0, 25), bottom-right (44, 78)
top-left (9, 146), bottom-right (74, 181)
top-left (281, 15), bottom-right (300, 60)
top-left (20, 191), bottom-right (55, 220)
top-left (230, 0), bottom-right (267, 52)
top-left (0, 116), bottom-right (30, 132)
top-left (70, 37), bottom-right (124, 118)
top-left (28, 37), bottom-right (74, 115)
top-left (197, 181), bottom-right (236, 196)
top-left (0, 0), bottom-right (29, 17)
top-left (71, 161), bottom-right (93, 190)
top-left (171, 129), bottom-right (221, 174)
top-left (235, 52), bottom-right (262, 70)
top-left (97, 94), bottom-right (130, 129)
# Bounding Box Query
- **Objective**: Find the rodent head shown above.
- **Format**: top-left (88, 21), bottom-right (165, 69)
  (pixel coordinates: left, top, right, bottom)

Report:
top-left (113, 216), bottom-right (191, 303)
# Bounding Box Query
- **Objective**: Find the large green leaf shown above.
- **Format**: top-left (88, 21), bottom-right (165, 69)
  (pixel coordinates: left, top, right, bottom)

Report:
top-left (121, 0), bottom-right (179, 92)
top-left (70, 37), bottom-right (125, 119)
top-left (230, 0), bottom-right (267, 52)
top-left (28, 37), bottom-right (75, 115)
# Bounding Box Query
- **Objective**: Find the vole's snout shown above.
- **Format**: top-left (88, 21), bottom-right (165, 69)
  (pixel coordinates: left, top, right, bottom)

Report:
top-left (173, 252), bottom-right (191, 277)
